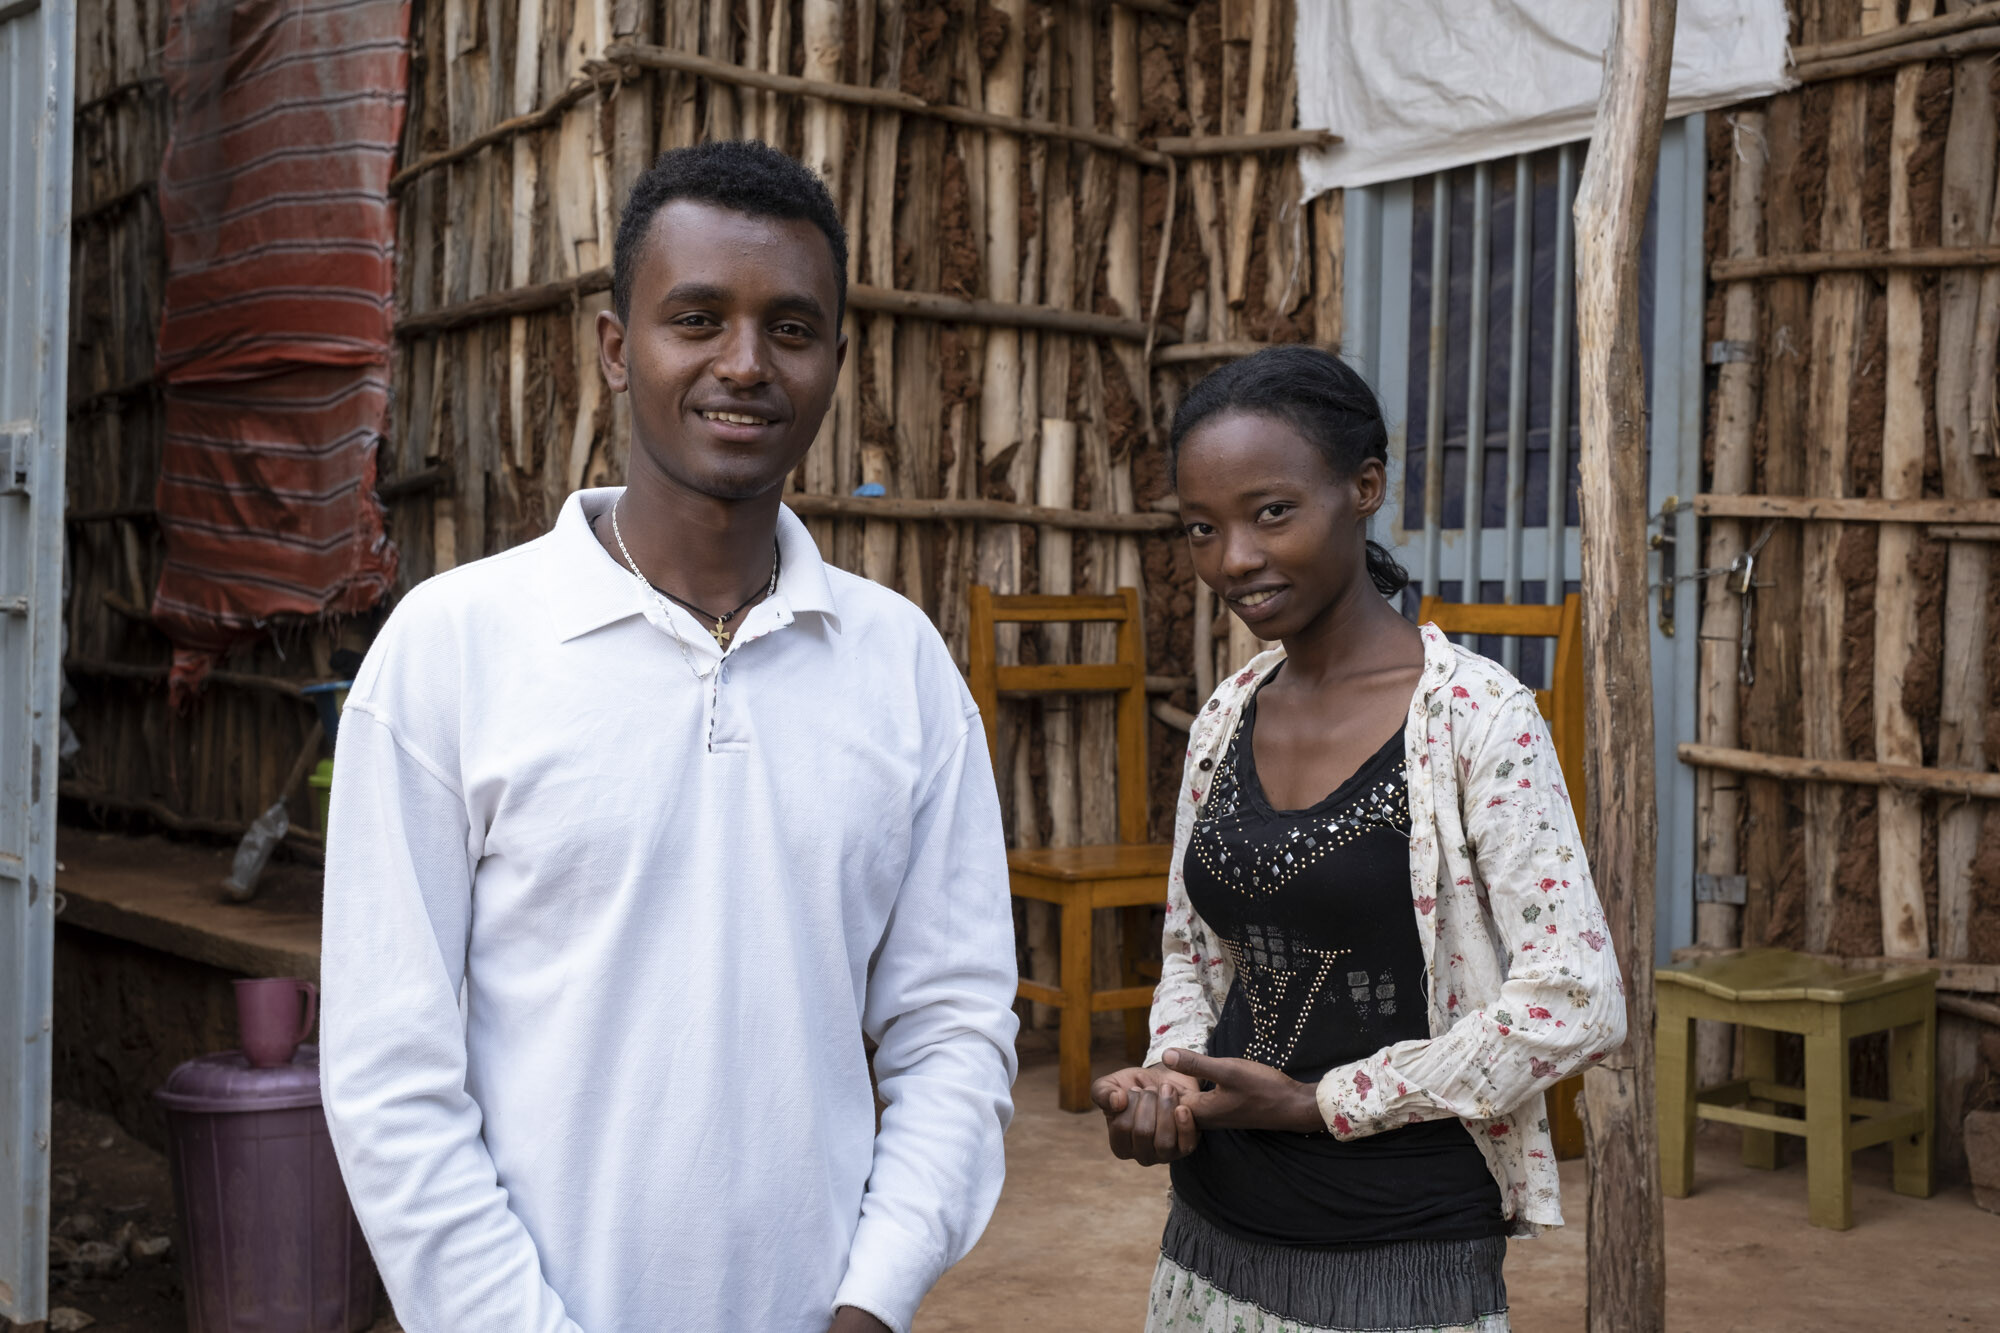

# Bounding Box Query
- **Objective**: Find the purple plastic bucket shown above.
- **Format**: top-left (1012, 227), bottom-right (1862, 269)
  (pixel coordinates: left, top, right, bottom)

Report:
top-left (157, 1046), bottom-right (376, 1332)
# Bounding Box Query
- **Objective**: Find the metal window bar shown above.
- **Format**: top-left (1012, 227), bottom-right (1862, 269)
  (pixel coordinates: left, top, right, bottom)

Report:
top-left (1461, 162), bottom-right (1491, 626)
top-left (1502, 155), bottom-right (1532, 676)
top-left (1422, 173), bottom-right (1448, 597)
top-left (1347, 117), bottom-right (1705, 967)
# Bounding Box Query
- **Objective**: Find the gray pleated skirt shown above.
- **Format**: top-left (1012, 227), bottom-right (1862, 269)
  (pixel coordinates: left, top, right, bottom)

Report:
top-left (1145, 1198), bottom-right (1510, 1333)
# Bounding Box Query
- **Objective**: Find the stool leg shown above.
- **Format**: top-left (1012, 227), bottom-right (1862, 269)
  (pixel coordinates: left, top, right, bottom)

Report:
top-left (1740, 1025), bottom-right (1780, 1171)
top-left (1657, 1002), bottom-right (1697, 1198)
top-left (1888, 1007), bottom-right (1935, 1200)
top-left (1120, 906), bottom-right (1151, 1063)
top-left (1803, 1026), bottom-right (1853, 1230)
top-left (1058, 895), bottom-right (1095, 1114)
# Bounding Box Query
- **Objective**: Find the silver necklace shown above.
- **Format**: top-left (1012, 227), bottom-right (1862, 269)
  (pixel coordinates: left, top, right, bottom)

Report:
top-left (608, 497), bottom-right (778, 676)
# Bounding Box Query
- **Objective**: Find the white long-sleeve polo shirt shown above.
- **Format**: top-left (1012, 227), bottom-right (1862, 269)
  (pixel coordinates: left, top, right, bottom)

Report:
top-left (319, 488), bottom-right (1019, 1333)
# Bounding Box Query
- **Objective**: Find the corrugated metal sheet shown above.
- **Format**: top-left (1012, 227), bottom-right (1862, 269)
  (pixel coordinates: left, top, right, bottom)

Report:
top-left (1343, 118), bottom-right (1706, 967)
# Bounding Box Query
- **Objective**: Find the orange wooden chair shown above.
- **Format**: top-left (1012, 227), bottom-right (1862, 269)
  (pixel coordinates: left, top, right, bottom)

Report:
top-left (1418, 592), bottom-right (1588, 1155)
top-left (968, 585), bottom-right (1171, 1112)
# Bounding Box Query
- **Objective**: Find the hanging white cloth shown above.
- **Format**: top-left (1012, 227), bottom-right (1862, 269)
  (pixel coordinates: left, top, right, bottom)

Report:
top-left (1295, 0), bottom-right (1793, 197)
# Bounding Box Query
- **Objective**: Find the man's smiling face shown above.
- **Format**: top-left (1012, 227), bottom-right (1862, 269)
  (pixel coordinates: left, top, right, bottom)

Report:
top-left (599, 199), bottom-right (846, 502)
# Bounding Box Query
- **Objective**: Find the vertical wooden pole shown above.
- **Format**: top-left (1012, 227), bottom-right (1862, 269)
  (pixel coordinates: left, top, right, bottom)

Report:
top-left (507, 0), bottom-right (543, 473)
top-left (862, 0), bottom-right (905, 591)
top-left (1874, 0), bottom-right (1937, 960)
top-left (1694, 110), bottom-right (1765, 1089)
top-left (1935, 0), bottom-right (1998, 962)
top-left (1741, 85), bottom-right (1809, 955)
top-left (1574, 0), bottom-right (1672, 1328)
top-left (1312, 190), bottom-right (1343, 350)
top-left (1225, 0), bottom-right (1273, 308)
top-left (1803, 0), bottom-right (1892, 953)
top-left (975, 0), bottom-right (1028, 615)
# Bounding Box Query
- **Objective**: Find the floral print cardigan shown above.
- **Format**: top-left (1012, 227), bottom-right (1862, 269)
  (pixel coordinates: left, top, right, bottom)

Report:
top-left (1144, 624), bottom-right (1627, 1234)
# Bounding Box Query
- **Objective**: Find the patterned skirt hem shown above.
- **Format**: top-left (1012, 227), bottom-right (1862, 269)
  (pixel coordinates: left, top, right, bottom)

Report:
top-left (1145, 1199), bottom-right (1510, 1333)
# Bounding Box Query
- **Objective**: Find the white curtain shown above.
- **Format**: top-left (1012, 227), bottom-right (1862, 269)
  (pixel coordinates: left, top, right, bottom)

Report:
top-left (1295, 0), bottom-right (1793, 197)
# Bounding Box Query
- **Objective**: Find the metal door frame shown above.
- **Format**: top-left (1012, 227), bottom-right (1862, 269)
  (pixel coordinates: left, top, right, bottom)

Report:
top-left (3, 0), bottom-right (75, 1320)
top-left (1343, 117), bottom-right (1705, 967)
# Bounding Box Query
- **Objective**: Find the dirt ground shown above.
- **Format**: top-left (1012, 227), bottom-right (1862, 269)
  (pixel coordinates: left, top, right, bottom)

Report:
top-left (40, 1042), bottom-right (1997, 1332)
top-left (918, 1043), bottom-right (2000, 1332)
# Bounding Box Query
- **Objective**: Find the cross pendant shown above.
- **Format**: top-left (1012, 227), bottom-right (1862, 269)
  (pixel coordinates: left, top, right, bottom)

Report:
top-left (712, 621), bottom-right (731, 648)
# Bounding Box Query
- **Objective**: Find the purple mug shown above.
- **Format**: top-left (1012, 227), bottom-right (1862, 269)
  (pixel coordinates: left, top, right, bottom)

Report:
top-left (234, 977), bottom-right (319, 1068)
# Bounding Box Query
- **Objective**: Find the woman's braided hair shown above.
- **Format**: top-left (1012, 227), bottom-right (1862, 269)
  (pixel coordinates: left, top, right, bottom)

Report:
top-left (1167, 344), bottom-right (1411, 598)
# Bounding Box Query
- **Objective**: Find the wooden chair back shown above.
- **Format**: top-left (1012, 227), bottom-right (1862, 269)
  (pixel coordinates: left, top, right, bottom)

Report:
top-left (967, 585), bottom-right (1149, 845)
top-left (1416, 593), bottom-right (1585, 825)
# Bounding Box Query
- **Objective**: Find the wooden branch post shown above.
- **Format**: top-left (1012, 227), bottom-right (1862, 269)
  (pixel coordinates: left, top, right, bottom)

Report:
top-left (1875, 0), bottom-right (1938, 959)
top-left (1802, 1), bottom-right (1894, 952)
top-left (1693, 108), bottom-right (1766, 1090)
top-left (1574, 1), bottom-right (1672, 1328)
top-left (1937, 5), bottom-right (1999, 961)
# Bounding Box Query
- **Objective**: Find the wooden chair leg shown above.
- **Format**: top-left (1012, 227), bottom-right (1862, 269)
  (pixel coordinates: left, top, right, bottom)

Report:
top-left (1119, 905), bottom-right (1151, 1063)
top-left (1888, 1008), bottom-right (1936, 1200)
top-left (1739, 1024), bottom-right (1780, 1170)
top-left (1057, 894), bottom-right (1095, 1114)
top-left (1803, 1024), bottom-right (1854, 1230)
top-left (1656, 1000), bottom-right (1697, 1198)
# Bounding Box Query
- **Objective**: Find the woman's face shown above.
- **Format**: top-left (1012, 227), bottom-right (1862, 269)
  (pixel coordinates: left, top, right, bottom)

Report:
top-left (1174, 409), bottom-right (1386, 641)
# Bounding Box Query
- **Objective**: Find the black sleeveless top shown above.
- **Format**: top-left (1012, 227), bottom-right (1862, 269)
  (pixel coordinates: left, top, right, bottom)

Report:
top-left (1168, 672), bottom-right (1504, 1247)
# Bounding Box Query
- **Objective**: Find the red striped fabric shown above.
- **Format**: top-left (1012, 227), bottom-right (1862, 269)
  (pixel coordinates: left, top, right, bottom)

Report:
top-left (153, 0), bottom-right (409, 695)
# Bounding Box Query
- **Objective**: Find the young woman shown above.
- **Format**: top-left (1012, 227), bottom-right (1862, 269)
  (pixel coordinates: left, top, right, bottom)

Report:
top-left (1093, 346), bottom-right (1626, 1333)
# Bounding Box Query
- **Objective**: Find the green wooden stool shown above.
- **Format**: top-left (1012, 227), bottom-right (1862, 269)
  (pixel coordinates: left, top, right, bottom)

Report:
top-left (1656, 948), bottom-right (1936, 1230)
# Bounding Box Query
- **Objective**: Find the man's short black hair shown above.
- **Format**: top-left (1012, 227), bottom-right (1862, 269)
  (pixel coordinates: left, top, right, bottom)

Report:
top-left (612, 140), bottom-right (849, 324)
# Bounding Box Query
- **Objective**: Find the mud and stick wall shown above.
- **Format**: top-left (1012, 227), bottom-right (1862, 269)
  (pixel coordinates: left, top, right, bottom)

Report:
top-left (1698, 0), bottom-right (2000, 1176)
top-left (59, 0), bottom-right (1343, 1029)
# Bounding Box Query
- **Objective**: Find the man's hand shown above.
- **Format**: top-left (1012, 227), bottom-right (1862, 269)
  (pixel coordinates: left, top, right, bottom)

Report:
top-left (1164, 1048), bottom-right (1325, 1134)
top-left (828, 1306), bottom-right (893, 1333)
top-left (1089, 1065), bottom-right (1202, 1166)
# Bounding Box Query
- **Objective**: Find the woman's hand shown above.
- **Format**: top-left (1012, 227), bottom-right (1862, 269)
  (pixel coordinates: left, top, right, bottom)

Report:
top-left (827, 1306), bottom-right (892, 1333)
top-left (1090, 1065), bottom-right (1202, 1166)
top-left (1164, 1048), bottom-right (1326, 1134)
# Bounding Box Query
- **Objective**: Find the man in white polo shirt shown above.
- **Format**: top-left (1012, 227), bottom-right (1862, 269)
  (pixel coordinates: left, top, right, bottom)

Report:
top-left (320, 140), bottom-right (1019, 1333)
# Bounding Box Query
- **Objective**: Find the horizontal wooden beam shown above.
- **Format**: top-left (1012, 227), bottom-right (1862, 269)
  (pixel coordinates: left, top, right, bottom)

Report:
top-left (1791, 1), bottom-right (2000, 66)
top-left (1711, 244), bottom-right (2000, 281)
top-left (785, 493), bottom-right (1179, 532)
top-left (1694, 493), bottom-right (2000, 525)
top-left (1016, 979), bottom-right (1065, 1009)
top-left (1089, 0), bottom-right (1190, 17)
top-left (71, 179), bottom-right (155, 228)
top-left (1793, 22), bottom-right (2000, 84)
top-left (604, 43), bottom-right (1171, 167)
top-left (1090, 984), bottom-right (1158, 1013)
top-left (978, 592), bottom-right (1134, 620)
top-left (58, 782), bottom-right (325, 857)
top-left (1677, 741), bottom-right (2000, 800)
top-left (996, 663), bottom-right (1140, 693)
top-left (1151, 699), bottom-right (1195, 732)
top-left (73, 74), bottom-right (164, 118)
top-left (65, 657), bottom-right (317, 701)
top-left (1940, 993), bottom-right (2000, 1027)
top-left (1153, 129), bottom-right (1340, 156)
top-left (390, 78), bottom-right (603, 193)
top-left (1152, 340), bottom-right (1271, 365)
top-left (847, 284), bottom-right (1163, 342)
top-left (395, 271), bottom-right (1173, 344)
top-left (395, 268), bottom-right (612, 338)
top-left (1672, 945), bottom-right (2000, 996)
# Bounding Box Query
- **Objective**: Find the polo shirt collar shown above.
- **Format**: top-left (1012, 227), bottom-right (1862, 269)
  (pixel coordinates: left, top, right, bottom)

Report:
top-left (549, 488), bottom-right (841, 645)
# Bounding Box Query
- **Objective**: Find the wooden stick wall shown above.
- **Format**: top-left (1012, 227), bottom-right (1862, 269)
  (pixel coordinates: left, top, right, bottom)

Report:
top-left (1691, 0), bottom-right (2000, 1174)
top-left (57, 0), bottom-right (1342, 1021)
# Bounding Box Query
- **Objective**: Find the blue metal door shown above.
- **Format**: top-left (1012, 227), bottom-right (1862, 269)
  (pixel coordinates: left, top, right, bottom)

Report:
top-left (1342, 119), bottom-right (1706, 967)
top-left (2, 0), bottom-right (75, 1319)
